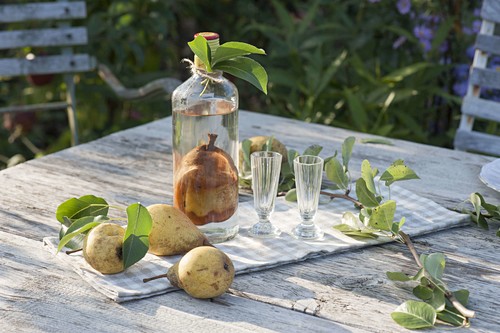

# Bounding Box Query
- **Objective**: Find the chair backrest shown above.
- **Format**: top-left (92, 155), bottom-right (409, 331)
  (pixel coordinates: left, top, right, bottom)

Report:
top-left (0, 1), bottom-right (95, 145)
top-left (454, 0), bottom-right (500, 156)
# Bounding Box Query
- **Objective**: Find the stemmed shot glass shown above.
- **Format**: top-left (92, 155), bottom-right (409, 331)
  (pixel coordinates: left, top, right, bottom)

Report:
top-left (249, 151), bottom-right (283, 238)
top-left (293, 155), bottom-right (324, 240)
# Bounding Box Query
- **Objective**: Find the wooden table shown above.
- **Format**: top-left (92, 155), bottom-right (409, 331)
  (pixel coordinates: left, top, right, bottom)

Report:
top-left (1, 111), bottom-right (499, 332)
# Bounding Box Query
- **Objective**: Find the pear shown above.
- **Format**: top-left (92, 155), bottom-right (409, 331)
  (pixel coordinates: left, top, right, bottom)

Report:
top-left (83, 223), bottom-right (125, 274)
top-left (143, 246), bottom-right (235, 299)
top-left (147, 204), bottom-right (211, 256)
top-left (239, 135), bottom-right (288, 171)
top-left (174, 133), bottom-right (239, 226)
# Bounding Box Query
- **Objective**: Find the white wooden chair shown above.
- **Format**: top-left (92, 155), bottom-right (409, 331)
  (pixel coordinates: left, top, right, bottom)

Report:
top-left (454, 0), bottom-right (500, 156)
top-left (0, 1), bottom-right (180, 146)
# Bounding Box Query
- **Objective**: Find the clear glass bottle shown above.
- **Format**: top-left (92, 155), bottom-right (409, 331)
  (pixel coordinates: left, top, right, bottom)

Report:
top-left (171, 32), bottom-right (239, 243)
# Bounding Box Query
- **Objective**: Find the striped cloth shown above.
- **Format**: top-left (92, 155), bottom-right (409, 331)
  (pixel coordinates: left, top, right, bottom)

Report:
top-left (43, 185), bottom-right (469, 302)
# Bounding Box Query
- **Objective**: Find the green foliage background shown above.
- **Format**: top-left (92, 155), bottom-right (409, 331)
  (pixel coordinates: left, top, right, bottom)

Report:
top-left (0, 0), bottom-right (480, 168)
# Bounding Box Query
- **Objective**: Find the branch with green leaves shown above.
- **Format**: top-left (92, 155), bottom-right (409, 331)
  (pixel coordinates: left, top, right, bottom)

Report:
top-left (188, 35), bottom-right (268, 94)
top-left (55, 195), bottom-right (152, 271)
top-left (281, 137), bottom-right (479, 329)
top-left (461, 192), bottom-right (500, 237)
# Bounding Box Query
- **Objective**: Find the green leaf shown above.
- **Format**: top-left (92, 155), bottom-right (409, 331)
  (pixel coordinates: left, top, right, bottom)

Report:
top-left (213, 57), bottom-right (268, 94)
top-left (382, 62), bottom-right (433, 83)
top-left (360, 138), bottom-right (394, 145)
top-left (188, 35), bottom-right (212, 72)
top-left (423, 253), bottom-right (446, 281)
top-left (287, 149), bottom-right (299, 173)
top-left (355, 178), bottom-right (380, 208)
top-left (474, 192), bottom-right (499, 216)
top-left (122, 203), bottom-right (153, 270)
top-left (446, 289), bottom-right (469, 308)
top-left (386, 271), bottom-right (412, 282)
top-left (413, 285), bottom-right (433, 300)
top-left (303, 144), bottom-right (323, 156)
top-left (380, 161), bottom-right (420, 186)
top-left (341, 136), bottom-right (356, 170)
top-left (333, 224), bottom-right (378, 239)
top-left (241, 139), bottom-right (252, 172)
top-left (65, 215), bottom-right (108, 236)
top-left (325, 158), bottom-right (349, 190)
top-left (344, 89), bottom-right (368, 131)
top-left (391, 300), bottom-right (436, 329)
top-left (213, 42), bottom-right (265, 66)
top-left (436, 309), bottom-right (466, 327)
top-left (361, 160), bottom-right (377, 194)
top-left (57, 221), bottom-right (102, 253)
top-left (56, 195), bottom-right (109, 223)
top-left (285, 189), bottom-right (297, 202)
top-left (428, 289), bottom-right (446, 312)
top-left (368, 200), bottom-right (396, 231)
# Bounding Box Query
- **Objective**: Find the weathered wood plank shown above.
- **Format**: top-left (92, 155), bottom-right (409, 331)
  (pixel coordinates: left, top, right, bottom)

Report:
top-left (0, 101), bottom-right (68, 114)
top-left (475, 34), bottom-right (500, 55)
top-left (0, 27), bottom-right (88, 50)
top-left (462, 95), bottom-right (500, 122)
top-left (481, 0), bottom-right (500, 24)
top-left (0, 2), bottom-right (86, 23)
top-left (469, 67), bottom-right (500, 90)
top-left (454, 129), bottom-right (500, 157)
top-left (0, 54), bottom-right (95, 76)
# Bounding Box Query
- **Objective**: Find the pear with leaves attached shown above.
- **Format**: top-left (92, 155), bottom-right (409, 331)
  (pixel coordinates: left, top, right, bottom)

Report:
top-left (147, 203), bottom-right (211, 256)
top-left (83, 223), bottom-right (125, 274)
top-left (174, 133), bottom-right (238, 225)
top-left (144, 246), bottom-right (235, 299)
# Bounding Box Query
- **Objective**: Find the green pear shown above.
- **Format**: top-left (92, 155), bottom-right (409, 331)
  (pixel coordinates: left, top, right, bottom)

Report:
top-left (83, 223), bottom-right (124, 274)
top-left (144, 246), bottom-right (235, 299)
top-left (147, 204), bottom-right (211, 256)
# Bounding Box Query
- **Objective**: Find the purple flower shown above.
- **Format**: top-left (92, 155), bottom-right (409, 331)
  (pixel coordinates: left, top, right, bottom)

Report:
top-left (397, 0), bottom-right (411, 15)
top-left (454, 64), bottom-right (470, 79)
top-left (413, 25), bottom-right (433, 41)
top-left (453, 81), bottom-right (468, 97)
top-left (420, 39), bottom-right (432, 53)
top-left (472, 20), bottom-right (482, 33)
top-left (466, 45), bottom-right (476, 59)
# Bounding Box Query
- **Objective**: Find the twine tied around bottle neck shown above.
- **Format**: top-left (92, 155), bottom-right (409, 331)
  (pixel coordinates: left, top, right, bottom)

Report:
top-left (182, 58), bottom-right (225, 83)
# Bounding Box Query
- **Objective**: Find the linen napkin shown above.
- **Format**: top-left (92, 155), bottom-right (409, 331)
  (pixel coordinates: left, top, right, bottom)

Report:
top-left (43, 185), bottom-right (470, 302)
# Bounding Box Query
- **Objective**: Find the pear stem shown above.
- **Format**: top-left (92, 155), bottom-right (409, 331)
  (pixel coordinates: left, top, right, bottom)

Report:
top-left (207, 133), bottom-right (218, 151)
top-left (66, 248), bottom-right (83, 255)
top-left (143, 273), bottom-right (169, 283)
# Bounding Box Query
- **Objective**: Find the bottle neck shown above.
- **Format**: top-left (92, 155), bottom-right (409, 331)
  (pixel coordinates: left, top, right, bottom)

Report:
top-left (193, 34), bottom-right (220, 71)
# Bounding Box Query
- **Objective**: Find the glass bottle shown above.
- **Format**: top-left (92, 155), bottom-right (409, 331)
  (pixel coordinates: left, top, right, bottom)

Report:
top-left (171, 32), bottom-right (239, 243)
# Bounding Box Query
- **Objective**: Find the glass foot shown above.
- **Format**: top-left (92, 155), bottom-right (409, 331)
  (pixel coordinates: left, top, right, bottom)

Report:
top-left (292, 223), bottom-right (324, 240)
top-left (248, 222), bottom-right (281, 238)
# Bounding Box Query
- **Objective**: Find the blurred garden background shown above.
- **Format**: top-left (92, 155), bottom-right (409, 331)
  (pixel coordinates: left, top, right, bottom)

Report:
top-left (0, 0), bottom-right (488, 169)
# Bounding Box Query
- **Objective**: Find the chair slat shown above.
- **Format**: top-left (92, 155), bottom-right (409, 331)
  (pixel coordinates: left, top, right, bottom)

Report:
top-left (469, 67), bottom-right (500, 90)
top-left (454, 129), bottom-right (500, 156)
top-left (481, 0), bottom-right (500, 24)
top-left (462, 96), bottom-right (500, 123)
top-left (474, 34), bottom-right (500, 56)
top-left (0, 2), bottom-right (86, 23)
top-left (0, 54), bottom-right (95, 76)
top-left (0, 102), bottom-right (68, 114)
top-left (0, 27), bottom-right (88, 50)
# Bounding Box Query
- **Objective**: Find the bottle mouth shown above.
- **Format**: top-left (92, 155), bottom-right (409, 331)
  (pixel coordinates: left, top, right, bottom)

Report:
top-left (194, 32), bottom-right (220, 40)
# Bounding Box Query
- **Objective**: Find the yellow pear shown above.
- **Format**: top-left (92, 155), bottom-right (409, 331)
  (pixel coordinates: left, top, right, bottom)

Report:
top-left (147, 204), bottom-right (211, 256)
top-left (83, 223), bottom-right (125, 274)
top-left (239, 135), bottom-right (288, 171)
top-left (144, 246), bottom-right (235, 299)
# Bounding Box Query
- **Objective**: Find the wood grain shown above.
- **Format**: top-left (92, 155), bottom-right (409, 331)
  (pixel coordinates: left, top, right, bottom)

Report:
top-left (0, 111), bottom-right (499, 332)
